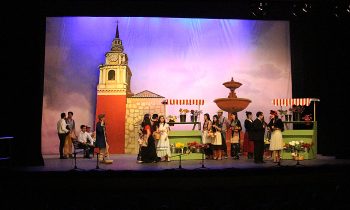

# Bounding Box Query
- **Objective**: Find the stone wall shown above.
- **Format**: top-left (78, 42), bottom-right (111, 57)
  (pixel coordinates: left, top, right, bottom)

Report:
top-left (124, 98), bottom-right (165, 154)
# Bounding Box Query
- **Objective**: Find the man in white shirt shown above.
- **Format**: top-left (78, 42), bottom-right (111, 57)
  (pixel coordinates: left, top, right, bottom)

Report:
top-left (64, 111), bottom-right (76, 158)
top-left (86, 126), bottom-right (96, 157)
top-left (57, 113), bottom-right (69, 159)
top-left (86, 126), bottom-right (96, 143)
top-left (77, 124), bottom-right (94, 158)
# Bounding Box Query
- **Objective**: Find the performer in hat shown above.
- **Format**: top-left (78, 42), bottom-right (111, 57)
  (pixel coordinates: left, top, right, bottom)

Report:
top-left (268, 110), bottom-right (284, 163)
top-left (95, 114), bottom-right (113, 164)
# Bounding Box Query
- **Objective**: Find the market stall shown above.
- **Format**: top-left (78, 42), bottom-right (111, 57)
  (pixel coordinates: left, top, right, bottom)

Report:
top-left (164, 99), bottom-right (205, 160)
top-left (271, 98), bottom-right (320, 160)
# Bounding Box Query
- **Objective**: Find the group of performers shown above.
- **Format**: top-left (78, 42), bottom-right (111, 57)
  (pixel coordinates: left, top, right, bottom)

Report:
top-left (201, 109), bottom-right (284, 163)
top-left (57, 109), bottom-right (284, 164)
top-left (137, 109), bottom-right (285, 164)
top-left (137, 114), bottom-right (172, 163)
top-left (56, 112), bottom-right (112, 163)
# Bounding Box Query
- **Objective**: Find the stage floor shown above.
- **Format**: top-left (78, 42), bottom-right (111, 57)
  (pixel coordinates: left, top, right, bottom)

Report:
top-left (2, 154), bottom-right (350, 210)
top-left (12, 154), bottom-right (350, 172)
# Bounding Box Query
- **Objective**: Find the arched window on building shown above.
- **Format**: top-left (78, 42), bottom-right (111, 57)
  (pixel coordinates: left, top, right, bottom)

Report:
top-left (108, 70), bottom-right (115, 80)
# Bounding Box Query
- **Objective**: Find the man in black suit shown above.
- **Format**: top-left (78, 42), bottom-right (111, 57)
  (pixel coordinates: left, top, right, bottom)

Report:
top-left (251, 111), bottom-right (266, 163)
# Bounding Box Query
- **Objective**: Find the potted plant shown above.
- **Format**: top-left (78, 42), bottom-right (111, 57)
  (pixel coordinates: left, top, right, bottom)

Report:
top-left (167, 115), bottom-right (177, 126)
top-left (190, 110), bottom-right (202, 122)
top-left (187, 141), bottom-right (200, 153)
top-left (283, 140), bottom-right (313, 160)
top-left (170, 143), bottom-right (176, 153)
top-left (277, 109), bottom-right (288, 121)
top-left (289, 105), bottom-right (305, 121)
top-left (175, 142), bottom-right (185, 153)
top-left (179, 108), bottom-right (189, 122)
top-left (302, 114), bottom-right (313, 126)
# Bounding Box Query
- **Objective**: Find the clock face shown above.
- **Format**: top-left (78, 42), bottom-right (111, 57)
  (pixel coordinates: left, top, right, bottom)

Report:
top-left (109, 54), bottom-right (118, 62)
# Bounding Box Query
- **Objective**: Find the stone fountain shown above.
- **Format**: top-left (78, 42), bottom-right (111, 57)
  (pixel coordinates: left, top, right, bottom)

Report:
top-left (214, 77), bottom-right (251, 113)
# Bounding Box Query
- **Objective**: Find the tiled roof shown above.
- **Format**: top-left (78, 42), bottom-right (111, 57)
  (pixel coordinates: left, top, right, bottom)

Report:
top-left (131, 90), bottom-right (164, 98)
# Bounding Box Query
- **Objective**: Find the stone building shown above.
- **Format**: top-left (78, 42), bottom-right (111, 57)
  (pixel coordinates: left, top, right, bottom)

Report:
top-left (125, 90), bottom-right (165, 154)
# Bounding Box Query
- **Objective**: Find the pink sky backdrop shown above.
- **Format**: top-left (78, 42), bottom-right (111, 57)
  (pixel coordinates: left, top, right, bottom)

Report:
top-left (42, 17), bottom-right (291, 154)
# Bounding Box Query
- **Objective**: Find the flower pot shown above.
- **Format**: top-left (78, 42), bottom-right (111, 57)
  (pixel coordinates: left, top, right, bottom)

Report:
top-left (293, 112), bottom-right (301, 121)
top-left (285, 115), bottom-right (292, 121)
top-left (175, 148), bottom-right (181, 153)
top-left (168, 119), bottom-right (175, 126)
top-left (180, 114), bottom-right (186, 122)
top-left (190, 115), bottom-right (198, 122)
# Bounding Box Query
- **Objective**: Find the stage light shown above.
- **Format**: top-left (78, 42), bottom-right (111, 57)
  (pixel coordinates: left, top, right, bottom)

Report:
top-left (301, 3), bottom-right (311, 13)
top-left (290, 2), bottom-right (312, 18)
top-left (333, 5), bottom-right (341, 18)
top-left (332, 2), bottom-right (350, 19)
top-left (258, 2), bottom-right (265, 11)
top-left (291, 3), bottom-right (299, 17)
top-left (250, 1), bottom-right (268, 17)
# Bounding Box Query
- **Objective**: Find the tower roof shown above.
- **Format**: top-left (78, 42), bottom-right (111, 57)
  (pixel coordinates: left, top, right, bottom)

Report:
top-left (115, 21), bottom-right (119, 38)
top-left (131, 90), bottom-right (164, 98)
top-left (109, 21), bottom-right (124, 52)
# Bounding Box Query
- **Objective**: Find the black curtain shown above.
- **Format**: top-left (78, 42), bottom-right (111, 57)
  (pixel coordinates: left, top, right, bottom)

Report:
top-left (290, 16), bottom-right (350, 158)
top-left (1, 10), bottom-right (45, 166)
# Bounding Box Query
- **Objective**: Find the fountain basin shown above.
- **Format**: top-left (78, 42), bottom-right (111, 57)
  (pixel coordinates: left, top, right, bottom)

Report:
top-left (214, 98), bottom-right (252, 113)
top-left (223, 81), bottom-right (242, 89)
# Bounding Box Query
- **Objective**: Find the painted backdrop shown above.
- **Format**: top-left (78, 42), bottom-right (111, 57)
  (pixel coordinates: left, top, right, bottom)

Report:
top-left (42, 17), bottom-right (291, 154)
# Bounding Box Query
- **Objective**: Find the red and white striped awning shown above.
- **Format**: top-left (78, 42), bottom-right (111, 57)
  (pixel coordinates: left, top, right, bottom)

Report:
top-left (165, 99), bottom-right (205, 105)
top-left (272, 98), bottom-right (312, 106)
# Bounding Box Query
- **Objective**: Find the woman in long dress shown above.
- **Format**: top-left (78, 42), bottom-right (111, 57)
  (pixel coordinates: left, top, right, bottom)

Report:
top-left (156, 115), bottom-right (171, 161)
top-left (95, 113), bottom-right (112, 164)
top-left (229, 112), bottom-right (242, 160)
top-left (212, 115), bottom-right (223, 160)
top-left (139, 114), bottom-right (158, 163)
top-left (202, 113), bottom-right (213, 159)
top-left (268, 110), bottom-right (284, 163)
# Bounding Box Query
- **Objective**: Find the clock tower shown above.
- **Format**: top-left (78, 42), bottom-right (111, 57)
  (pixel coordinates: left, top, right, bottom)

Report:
top-left (95, 23), bottom-right (133, 154)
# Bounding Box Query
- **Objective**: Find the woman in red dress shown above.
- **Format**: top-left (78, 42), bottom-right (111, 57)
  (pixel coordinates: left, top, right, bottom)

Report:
top-left (138, 114), bottom-right (159, 163)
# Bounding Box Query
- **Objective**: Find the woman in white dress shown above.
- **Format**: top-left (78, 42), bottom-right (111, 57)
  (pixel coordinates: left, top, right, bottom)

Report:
top-left (268, 110), bottom-right (285, 163)
top-left (156, 116), bottom-right (171, 161)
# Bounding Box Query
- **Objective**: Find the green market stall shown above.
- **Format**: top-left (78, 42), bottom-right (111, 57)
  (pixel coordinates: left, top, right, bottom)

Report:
top-left (164, 99), bottom-right (204, 160)
top-left (272, 98), bottom-right (320, 160)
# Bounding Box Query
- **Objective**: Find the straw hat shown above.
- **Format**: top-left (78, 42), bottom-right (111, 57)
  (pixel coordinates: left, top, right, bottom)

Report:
top-left (217, 110), bottom-right (224, 113)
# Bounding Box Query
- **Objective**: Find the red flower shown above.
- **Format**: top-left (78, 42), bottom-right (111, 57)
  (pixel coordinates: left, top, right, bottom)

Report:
top-left (289, 105), bottom-right (305, 114)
